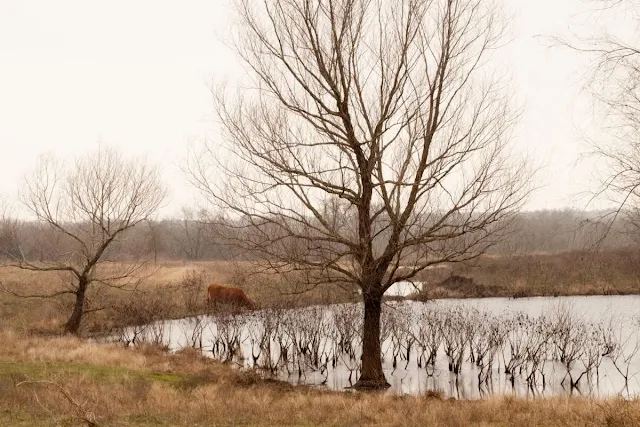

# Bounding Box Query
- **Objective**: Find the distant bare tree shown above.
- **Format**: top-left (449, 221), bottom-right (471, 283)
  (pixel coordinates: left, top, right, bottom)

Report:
top-left (171, 206), bottom-right (207, 261)
top-left (0, 196), bottom-right (20, 260)
top-left (188, 0), bottom-right (531, 388)
top-left (145, 219), bottom-right (163, 263)
top-left (3, 147), bottom-right (166, 334)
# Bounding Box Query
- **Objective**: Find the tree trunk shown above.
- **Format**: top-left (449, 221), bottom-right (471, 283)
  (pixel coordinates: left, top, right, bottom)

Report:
top-left (64, 277), bottom-right (88, 335)
top-left (354, 292), bottom-right (390, 389)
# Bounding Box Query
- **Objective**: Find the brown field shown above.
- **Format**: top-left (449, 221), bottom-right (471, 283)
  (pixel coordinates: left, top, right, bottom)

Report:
top-left (0, 260), bottom-right (358, 335)
top-left (0, 328), bottom-right (639, 427)
top-left (414, 249), bottom-right (640, 299)
top-left (3, 250), bottom-right (640, 334)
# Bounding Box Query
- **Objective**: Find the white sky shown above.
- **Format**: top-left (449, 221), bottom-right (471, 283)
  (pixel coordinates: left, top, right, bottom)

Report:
top-left (0, 0), bottom-right (627, 218)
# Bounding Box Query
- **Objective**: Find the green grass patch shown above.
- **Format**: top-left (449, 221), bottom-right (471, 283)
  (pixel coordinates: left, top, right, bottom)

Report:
top-left (0, 360), bottom-right (182, 385)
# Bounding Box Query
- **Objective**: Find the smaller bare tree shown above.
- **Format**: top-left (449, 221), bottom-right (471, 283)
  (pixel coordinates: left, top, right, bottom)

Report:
top-left (2, 147), bottom-right (166, 334)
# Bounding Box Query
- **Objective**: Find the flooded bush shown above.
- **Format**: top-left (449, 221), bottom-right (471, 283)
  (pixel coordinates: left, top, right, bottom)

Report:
top-left (117, 298), bottom-right (640, 399)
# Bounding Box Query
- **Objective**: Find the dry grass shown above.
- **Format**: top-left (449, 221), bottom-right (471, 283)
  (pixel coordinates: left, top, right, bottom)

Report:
top-left (0, 328), bottom-right (638, 427)
top-left (415, 249), bottom-right (640, 299)
top-left (0, 260), bottom-right (358, 335)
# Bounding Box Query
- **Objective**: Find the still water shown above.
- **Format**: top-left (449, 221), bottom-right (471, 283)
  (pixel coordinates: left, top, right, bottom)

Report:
top-left (121, 292), bottom-right (640, 399)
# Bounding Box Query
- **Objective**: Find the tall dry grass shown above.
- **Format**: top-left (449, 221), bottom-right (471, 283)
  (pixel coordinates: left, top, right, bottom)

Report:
top-left (415, 249), bottom-right (640, 299)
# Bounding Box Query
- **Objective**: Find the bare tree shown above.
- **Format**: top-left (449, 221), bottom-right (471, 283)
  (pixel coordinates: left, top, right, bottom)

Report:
top-left (0, 196), bottom-right (20, 261)
top-left (145, 218), bottom-right (164, 263)
top-left (188, 0), bottom-right (531, 388)
top-left (4, 147), bottom-right (166, 334)
top-left (558, 1), bottom-right (640, 237)
top-left (170, 206), bottom-right (207, 261)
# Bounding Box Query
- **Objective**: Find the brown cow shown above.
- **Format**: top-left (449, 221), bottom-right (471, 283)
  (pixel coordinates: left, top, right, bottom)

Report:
top-left (207, 284), bottom-right (256, 311)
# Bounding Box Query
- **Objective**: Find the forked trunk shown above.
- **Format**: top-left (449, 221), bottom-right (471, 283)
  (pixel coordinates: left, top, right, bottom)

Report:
top-left (64, 277), bottom-right (88, 335)
top-left (354, 292), bottom-right (390, 389)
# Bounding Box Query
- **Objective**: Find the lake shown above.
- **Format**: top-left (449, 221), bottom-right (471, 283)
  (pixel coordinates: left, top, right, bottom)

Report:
top-left (116, 292), bottom-right (640, 399)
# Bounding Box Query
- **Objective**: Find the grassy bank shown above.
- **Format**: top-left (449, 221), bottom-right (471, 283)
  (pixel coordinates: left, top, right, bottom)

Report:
top-left (415, 249), bottom-right (640, 299)
top-left (0, 328), bottom-right (638, 427)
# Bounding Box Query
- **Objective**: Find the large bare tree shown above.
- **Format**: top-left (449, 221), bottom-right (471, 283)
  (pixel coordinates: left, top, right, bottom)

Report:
top-left (5, 147), bottom-right (166, 334)
top-left (188, 0), bottom-right (531, 388)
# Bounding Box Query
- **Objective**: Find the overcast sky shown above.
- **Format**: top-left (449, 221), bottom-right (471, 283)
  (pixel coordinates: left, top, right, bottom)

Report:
top-left (0, 0), bottom-right (628, 218)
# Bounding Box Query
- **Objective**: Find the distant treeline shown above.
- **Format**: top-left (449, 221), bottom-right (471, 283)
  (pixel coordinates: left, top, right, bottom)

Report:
top-left (0, 209), bottom-right (637, 263)
top-left (487, 209), bottom-right (639, 255)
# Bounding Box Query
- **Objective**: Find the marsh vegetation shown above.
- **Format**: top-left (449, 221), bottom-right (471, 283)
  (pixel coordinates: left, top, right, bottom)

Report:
top-left (115, 296), bottom-right (640, 399)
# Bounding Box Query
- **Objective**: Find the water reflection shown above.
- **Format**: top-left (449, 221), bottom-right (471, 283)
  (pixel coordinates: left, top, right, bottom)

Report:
top-left (115, 295), bottom-right (640, 399)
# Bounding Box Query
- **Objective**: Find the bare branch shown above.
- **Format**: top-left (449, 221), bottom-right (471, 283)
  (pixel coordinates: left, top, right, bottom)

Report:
top-left (556, 1), bottom-right (640, 229)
